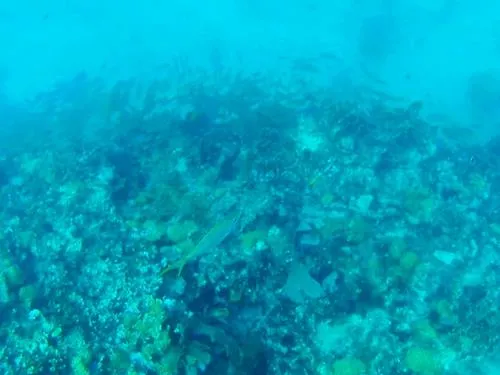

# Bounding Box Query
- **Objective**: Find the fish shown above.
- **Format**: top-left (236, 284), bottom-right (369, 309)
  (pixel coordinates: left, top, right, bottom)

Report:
top-left (308, 164), bottom-right (334, 188)
top-left (161, 212), bottom-right (240, 277)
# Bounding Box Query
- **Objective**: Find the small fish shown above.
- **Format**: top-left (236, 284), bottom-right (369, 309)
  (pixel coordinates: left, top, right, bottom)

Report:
top-left (206, 306), bottom-right (230, 323)
top-left (161, 212), bottom-right (240, 277)
top-left (291, 59), bottom-right (320, 73)
top-left (308, 164), bottom-right (334, 188)
top-left (318, 52), bottom-right (340, 61)
top-left (308, 173), bottom-right (322, 188)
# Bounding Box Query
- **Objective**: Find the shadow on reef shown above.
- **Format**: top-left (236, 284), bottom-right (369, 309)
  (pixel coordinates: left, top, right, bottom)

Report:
top-left (163, 278), bottom-right (270, 375)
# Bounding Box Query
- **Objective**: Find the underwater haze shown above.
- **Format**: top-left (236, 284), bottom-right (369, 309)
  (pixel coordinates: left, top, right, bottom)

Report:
top-left (1, 0), bottom-right (500, 139)
top-left (2, 1), bottom-right (500, 375)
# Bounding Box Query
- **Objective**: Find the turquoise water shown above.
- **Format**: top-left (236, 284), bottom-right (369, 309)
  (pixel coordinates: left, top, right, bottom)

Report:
top-left (1, 1), bottom-right (500, 374)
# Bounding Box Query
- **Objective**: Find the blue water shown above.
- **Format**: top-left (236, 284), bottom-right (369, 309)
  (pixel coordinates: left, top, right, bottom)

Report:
top-left (1, 1), bottom-right (500, 374)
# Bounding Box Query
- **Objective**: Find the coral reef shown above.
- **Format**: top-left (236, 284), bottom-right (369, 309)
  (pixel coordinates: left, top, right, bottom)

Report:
top-left (0, 65), bottom-right (499, 375)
